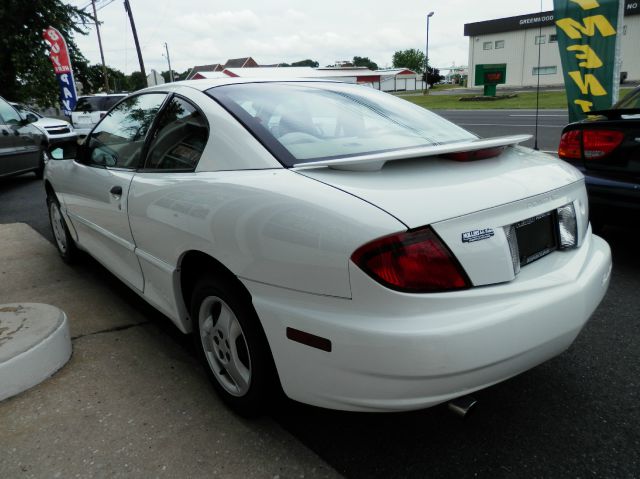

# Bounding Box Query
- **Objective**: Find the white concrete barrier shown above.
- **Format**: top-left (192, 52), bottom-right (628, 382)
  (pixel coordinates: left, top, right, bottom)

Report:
top-left (0, 303), bottom-right (71, 401)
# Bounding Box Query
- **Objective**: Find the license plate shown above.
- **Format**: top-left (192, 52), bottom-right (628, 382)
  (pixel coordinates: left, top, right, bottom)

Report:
top-left (515, 211), bottom-right (557, 266)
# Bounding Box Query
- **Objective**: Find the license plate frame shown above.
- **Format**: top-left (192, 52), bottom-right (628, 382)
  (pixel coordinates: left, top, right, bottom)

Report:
top-left (514, 211), bottom-right (558, 266)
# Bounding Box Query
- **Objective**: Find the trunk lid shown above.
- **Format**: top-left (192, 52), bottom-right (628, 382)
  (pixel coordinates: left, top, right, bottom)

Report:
top-left (297, 145), bottom-right (589, 287)
top-left (295, 145), bottom-right (584, 228)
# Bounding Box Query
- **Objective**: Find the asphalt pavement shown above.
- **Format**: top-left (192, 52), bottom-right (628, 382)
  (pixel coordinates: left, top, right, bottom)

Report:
top-left (1, 110), bottom-right (639, 477)
top-left (437, 109), bottom-right (568, 153)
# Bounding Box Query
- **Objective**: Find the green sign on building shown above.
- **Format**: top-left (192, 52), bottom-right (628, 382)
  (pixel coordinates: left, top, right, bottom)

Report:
top-left (554, 0), bottom-right (625, 122)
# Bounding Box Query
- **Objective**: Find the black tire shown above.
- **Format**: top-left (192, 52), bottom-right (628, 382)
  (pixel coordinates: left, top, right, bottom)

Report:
top-left (47, 194), bottom-right (77, 263)
top-left (191, 276), bottom-right (277, 417)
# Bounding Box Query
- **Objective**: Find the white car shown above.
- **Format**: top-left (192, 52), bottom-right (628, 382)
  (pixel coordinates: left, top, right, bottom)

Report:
top-left (70, 93), bottom-right (127, 136)
top-left (11, 103), bottom-right (77, 144)
top-left (44, 79), bottom-right (612, 416)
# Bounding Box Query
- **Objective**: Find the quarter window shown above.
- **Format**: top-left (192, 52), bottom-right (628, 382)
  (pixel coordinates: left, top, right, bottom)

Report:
top-left (145, 97), bottom-right (208, 170)
top-left (483, 42), bottom-right (493, 50)
top-left (87, 93), bottom-right (166, 169)
top-left (495, 40), bottom-right (505, 49)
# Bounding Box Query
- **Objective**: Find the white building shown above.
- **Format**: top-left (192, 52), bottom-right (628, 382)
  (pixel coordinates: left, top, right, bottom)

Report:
top-left (464, 0), bottom-right (640, 88)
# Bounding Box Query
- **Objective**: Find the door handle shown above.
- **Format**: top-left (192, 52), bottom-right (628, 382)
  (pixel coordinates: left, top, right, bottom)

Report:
top-left (110, 185), bottom-right (123, 196)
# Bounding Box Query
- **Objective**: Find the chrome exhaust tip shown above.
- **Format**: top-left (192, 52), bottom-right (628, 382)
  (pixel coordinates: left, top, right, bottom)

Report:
top-left (448, 395), bottom-right (477, 418)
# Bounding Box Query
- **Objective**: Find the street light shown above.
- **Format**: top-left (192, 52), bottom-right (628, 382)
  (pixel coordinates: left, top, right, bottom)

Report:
top-left (424, 11), bottom-right (435, 95)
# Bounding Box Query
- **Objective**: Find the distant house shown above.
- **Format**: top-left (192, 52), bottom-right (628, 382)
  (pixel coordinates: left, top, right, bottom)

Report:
top-left (223, 57), bottom-right (259, 69)
top-left (377, 68), bottom-right (422, 92)
top-left (185, 63), bottom-right (224, 80)
top-left (185, 58), bottom-right (425, 91)
top-left (186, 58), bottom-right (259, 80)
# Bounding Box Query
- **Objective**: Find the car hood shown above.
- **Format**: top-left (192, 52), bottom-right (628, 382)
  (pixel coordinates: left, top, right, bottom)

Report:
top-left (294, 146), bottom-right (584, 228)
top-left (35, 117), bottom-right (71, 128)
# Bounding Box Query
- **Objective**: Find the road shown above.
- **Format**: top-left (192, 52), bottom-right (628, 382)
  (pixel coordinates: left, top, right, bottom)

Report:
top-left (437, 109), bottom-right (568, 153)
top-left (1, 109), bottom-right (638, 478)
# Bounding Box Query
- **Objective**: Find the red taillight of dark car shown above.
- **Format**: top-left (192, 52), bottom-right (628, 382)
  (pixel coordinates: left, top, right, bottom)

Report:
top-left (558, 130), bottom-right (582, 160)
top-left (582, 130), bottom-right (624, 159)
top-left (559, 129), bottom-right (624, 160)
top-left (351, 227), bottom-right (470, 293)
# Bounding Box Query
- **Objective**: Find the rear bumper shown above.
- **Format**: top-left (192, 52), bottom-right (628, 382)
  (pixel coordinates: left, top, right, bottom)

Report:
top-left (245, 232), bottom-right (612, 412)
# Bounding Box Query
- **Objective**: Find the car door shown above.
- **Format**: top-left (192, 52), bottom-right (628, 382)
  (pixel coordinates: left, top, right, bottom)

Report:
top-left (62, 92), bottom-right (168, 291)
top-left (0, 97), bottom-right (37, 176)
top-left (0, 111), bottom-right (18, 176)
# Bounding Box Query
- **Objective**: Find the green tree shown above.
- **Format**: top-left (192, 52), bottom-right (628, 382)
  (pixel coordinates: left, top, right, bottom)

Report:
top-left (425, 66), bottom-right (443, 87)
top-left (291, 59), bottom-right (319, 67)
top-left (353, 56), bottom-right (378, 70)
top-left (392, 48), bottom-right (426, 74)
top-left (127, 71), bottom-right (147, 92)
top-left (0, 0), bottom-right (90, 106)
top-left (161, 70), bottom-right (180, 83)
top-left (81, 64), bottom-right (128, 93)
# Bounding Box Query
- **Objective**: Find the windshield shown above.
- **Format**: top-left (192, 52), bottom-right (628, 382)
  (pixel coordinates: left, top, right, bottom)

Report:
top-left (207, 82), bottom-right (476, 166)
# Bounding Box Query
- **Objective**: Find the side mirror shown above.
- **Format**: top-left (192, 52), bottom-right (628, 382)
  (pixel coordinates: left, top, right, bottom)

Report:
top-left (48, 140), bottom-right (78, 160)
top-left (26, 113), bottom-right (39, 124)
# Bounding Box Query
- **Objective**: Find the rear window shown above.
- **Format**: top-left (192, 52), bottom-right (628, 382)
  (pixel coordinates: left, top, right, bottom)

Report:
top-left (207, 82), bottom-right (476, 166)
top-left (74, 95), bottom-right (126, 113)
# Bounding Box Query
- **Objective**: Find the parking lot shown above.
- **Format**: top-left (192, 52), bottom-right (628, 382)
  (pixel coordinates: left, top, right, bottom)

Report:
top-left (1, 110), bottom-right (639, 478)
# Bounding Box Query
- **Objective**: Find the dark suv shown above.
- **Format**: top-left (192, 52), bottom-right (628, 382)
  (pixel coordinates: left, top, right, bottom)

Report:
top-left (558, 87), bottom-right (640, 229)
top-left (0, 96), bottom-right (47, 179)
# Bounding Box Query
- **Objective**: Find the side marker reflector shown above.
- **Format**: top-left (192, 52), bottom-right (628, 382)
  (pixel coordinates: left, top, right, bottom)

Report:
top-left (286, 327), bottom-right (332, 352)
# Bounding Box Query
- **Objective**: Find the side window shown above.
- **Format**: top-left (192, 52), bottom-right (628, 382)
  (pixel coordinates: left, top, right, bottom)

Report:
top-left (0, 98), bottom-right (22, 125)
top-left (145, 97), bottom-right (208, 170)
top-left (87, 93), bottom-right (166, 169)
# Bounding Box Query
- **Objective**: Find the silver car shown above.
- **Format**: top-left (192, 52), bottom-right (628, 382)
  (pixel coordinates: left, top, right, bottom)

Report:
top-left (0, 96), bottom-right (46, 179)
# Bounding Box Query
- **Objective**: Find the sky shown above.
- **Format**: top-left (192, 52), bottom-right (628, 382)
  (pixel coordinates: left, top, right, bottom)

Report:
top-left (65, 0), bottom-right (554, 75)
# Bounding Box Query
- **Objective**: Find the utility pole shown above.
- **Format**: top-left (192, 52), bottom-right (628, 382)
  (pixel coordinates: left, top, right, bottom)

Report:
top-left (123, 0), bottom-right (146, 82)
top-left (164, 42), bottom-right (174, 82)
top-left (91, 0), bottom-right (110, 92)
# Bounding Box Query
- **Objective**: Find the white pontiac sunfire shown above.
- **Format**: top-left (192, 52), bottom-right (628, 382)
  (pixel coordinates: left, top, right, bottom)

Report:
top-left (44, 79), bottom-right (612, 415)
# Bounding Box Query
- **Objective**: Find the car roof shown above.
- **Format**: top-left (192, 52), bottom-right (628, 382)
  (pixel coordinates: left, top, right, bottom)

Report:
top-left (77, 93), bottom-right (128, 99)
top-left (141, 77), bottom-right (344, 94)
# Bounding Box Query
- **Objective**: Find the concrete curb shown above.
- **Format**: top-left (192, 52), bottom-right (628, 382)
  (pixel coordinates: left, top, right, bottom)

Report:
top-left (0, 303), bottom-right (71, 402)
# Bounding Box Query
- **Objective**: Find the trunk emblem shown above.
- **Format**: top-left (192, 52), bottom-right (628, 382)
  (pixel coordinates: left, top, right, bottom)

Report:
top-left (462, 228), bottom-right (494, 243)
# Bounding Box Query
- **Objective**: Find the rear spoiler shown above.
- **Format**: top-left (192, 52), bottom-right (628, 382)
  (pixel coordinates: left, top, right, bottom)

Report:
top-left (292, 134), bottom-right (532, 171)
top-left (586, 108), bottom-right (640, 120)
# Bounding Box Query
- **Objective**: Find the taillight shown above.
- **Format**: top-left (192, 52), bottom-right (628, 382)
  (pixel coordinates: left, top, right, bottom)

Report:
top-left (442, 147), bottom-right (505, 162)
top-left (582, 129), bottom-right (624, 159)
top-left (558, 130), bottom-right (581, 159)
top-left (558, 129), bottom-right (624, 160)
top-left (351, 227), bottom-right (470, 293)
